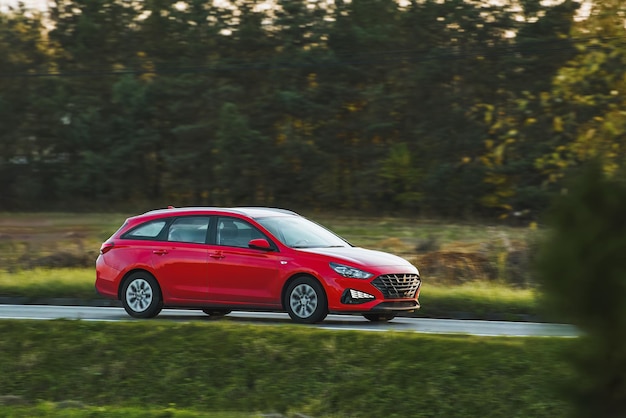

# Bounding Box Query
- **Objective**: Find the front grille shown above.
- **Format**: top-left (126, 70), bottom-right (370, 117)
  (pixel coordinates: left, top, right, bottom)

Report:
top-left (372, 274), bottom-right (421, 299)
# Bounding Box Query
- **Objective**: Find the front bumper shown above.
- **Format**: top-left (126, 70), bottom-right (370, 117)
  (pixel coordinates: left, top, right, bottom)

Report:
top-left (329, 272), bottom-right (421, 313)
top-left (369, 300), bottom-right (420, 311)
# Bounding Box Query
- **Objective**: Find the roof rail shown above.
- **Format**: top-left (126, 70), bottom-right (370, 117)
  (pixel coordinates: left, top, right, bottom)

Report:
top-left (234, 207), bottom-right (299, 216)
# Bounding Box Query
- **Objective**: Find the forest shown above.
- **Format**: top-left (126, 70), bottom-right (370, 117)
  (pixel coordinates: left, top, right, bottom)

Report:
top-left (1, 0), bottom-right (624, 219)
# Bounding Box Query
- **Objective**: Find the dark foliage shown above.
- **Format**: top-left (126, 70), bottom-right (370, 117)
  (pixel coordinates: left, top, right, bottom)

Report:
top-left (0, 0), bottom-right (601, 219)
top-left (537, 162), bottom-right (626, 418)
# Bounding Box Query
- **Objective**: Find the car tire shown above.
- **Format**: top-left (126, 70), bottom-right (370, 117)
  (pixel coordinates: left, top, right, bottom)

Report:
top-left (121, 272), bottom-right (163, 318)
top-left (202, 309), bottom-right (231, 317)
top-left (285, 276), bottom-right (328, 323)
top-left (363, 313), bottom-right (396, 322)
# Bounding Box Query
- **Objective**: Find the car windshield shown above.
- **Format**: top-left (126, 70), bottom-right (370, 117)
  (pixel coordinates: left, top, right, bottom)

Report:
top-left (256, 216), bottom-right (350, 248)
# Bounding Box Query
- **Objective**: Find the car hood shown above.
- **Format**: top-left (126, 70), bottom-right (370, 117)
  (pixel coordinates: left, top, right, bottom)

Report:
top-left (300, 246), bottom-right (415, 269)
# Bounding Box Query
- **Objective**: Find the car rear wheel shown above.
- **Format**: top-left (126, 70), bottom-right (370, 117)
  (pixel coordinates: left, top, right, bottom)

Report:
top-left (121, 272), bottom-right (163, 318)
top-left (286, 277), bottom-right (328, 323)
top-left (363, 313), bottom-right (396, 322)
top-left (202, 309), bottom-right (231, 317)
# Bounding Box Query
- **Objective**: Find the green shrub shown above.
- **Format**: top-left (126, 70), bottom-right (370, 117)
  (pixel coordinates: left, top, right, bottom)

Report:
top-left (537, 163), bottom-right (626, 417)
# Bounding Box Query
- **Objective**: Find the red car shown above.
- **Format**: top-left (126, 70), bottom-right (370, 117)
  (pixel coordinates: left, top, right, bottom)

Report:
top-left (95, 207), bottom-right (421, 323)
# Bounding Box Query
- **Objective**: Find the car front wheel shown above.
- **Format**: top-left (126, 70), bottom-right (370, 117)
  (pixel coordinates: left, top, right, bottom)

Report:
top-left (285, 277), bottom-right (328, 323)
top-left (121, 272), bottom-right (163, 318)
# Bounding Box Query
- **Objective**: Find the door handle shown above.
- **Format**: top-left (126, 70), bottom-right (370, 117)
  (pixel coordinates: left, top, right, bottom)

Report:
top-left (210, 252), bottom-right (225, 259)
top-left (153, 249), bottom-right (168, 255)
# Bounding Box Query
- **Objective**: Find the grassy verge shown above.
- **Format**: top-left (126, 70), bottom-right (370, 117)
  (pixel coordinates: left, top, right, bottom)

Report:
top-left (0, 212), bottom-right (124, 268)
top-left (0, 268), bottom-right (540, 320)
top-left (0, 404), bottom-right (254, 418)
top-left (0, 268), bottom-right (97, 300)
top-left (0, 320), bottom-right (573, 417)
top-left (422, 281), bottom-right (538, 320)
top-left (0, 211), bottom-right (535, 250)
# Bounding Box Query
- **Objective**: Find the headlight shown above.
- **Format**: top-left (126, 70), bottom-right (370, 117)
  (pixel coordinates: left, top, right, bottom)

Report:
top-left (330, 262), bottom-right (373, 279)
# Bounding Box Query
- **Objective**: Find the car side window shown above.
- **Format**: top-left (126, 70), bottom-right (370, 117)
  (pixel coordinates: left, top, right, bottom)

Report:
top-left (216, 217), bottom-right (265, 248)
top-left (168, 217), bottom-right (210, 244)
top-left (123, 220), bottom-right (167, 240)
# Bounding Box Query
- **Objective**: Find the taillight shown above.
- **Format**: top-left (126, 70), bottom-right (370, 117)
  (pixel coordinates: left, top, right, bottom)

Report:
top-left (100, 242), bottom-right (115, 254)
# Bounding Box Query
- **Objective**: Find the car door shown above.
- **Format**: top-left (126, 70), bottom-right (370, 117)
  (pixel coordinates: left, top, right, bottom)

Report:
top-left (207, 216), bottom-right (282, 307)
top-left (150, 216), bottom-right (211, 303)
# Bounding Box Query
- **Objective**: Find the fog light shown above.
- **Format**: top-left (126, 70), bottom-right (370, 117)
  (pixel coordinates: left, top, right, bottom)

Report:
top-left (341, 289), bottom-right (376, 304)
top-left (350, 289), bottom-right (375, 299)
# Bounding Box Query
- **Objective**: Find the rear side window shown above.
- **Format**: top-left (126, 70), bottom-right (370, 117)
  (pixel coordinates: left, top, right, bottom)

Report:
top-left (168, 217), bottom-right (210, 244)
top-left (122, 220), bottom-right (167, 240)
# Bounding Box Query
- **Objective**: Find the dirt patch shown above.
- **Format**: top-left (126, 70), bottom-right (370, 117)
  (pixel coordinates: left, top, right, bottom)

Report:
top-left (410, 239), bottom-right (535, 287)
top-left (414, 251), bottom-right (497, 284)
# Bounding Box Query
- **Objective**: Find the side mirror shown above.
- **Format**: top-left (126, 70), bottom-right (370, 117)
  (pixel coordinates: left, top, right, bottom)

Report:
top-left (248, 238), bottom-right (273, 251)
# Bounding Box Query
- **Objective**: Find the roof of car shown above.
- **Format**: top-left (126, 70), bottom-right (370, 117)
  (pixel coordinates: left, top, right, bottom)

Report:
top-left (142, 206), bottom-right (299, 219)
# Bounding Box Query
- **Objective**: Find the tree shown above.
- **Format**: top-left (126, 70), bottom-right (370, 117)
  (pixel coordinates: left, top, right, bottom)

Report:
top-left (536, 0), bottom-right (626, 185)
top-left (0, 5), bottom-right (62, 209)
top-left (1, 0), bottom-right (615, 217)
top-left (537, 162), bottom-right (626, 417)
top-left (472, 0), bottom-right (581, 218)
top-left (213, 103), bottom-right (270, 205)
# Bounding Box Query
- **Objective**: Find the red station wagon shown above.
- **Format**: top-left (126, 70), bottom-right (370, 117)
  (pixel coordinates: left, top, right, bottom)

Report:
top-left (95, 207), bottom-right (421, 323)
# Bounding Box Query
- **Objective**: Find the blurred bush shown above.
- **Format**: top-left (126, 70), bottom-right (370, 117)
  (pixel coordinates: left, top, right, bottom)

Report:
top-left (537, 163), bottom-right (626, 418)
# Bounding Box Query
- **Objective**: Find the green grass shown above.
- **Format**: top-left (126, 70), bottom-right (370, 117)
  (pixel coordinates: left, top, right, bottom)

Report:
top-left (0, 320), bottom-right (574, 418)
top-left (0, 268), bottom-right (96, 299)
top-left (422, 282), bottom-right (539, 319)
top-left (0, 404), bottom-right (255, 418)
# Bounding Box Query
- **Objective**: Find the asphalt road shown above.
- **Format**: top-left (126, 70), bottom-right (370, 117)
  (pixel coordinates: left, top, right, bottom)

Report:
top-left (0, 304), bottom-right (579, 337)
